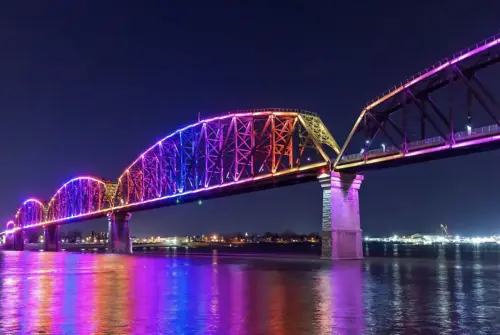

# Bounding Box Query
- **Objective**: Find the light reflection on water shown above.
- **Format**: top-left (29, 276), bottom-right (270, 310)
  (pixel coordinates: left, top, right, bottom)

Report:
top-left (0, 248), bottom-right (500, 334)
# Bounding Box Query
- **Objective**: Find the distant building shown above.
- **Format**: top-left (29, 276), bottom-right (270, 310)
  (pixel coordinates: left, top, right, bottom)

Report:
top-left (91, 231), bottom-right (107, 242)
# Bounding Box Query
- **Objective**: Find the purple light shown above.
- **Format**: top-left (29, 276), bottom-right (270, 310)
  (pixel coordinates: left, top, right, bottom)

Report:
top-left (117, 110), bottom-right (301, 183)
top-left (6, 220), bottom-right (14, 230)
top-left (2, 109), bottom-right (332, 236)
top-left (404, 145), bottom-right (449, 157)
top-left (49, 176), bottom-right (108, 203)
top-left (452, 134), bottom-right (500, 149)
top-left (0, 162), bottom-right (327, 234)
top-left (366, 36), bottom-right (500, 112)
top-left (335, 35), bottom-right (500, 168)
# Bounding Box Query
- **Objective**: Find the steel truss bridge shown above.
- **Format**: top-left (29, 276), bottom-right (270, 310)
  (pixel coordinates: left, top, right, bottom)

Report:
top-left (2, 110), bottom-right (339, 235)
top-left (2, 33), bottom-right (500, 237)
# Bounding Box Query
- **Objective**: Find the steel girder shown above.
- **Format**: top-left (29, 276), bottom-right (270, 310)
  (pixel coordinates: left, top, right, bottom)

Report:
top-left (46, 177), bottom-right (115, 223)
top-left (115, 109), bottom-right (338, 208)
top-left (2, 109), bottom-right (337, 234)
top-left (14, 199), bottom-right (45, 229)
top-left (335, 34), bottom-right (500, 171)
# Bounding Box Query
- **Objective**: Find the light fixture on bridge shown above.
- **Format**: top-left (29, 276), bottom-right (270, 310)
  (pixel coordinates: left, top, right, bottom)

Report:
top-left (360, 148), bottom-right (365, 154)
top-left (466, 125), bottom-right (472, 135)
top-left (381, 143), bottom-right (386, 152)
top-left (365, 140), bottom-right (370, 145)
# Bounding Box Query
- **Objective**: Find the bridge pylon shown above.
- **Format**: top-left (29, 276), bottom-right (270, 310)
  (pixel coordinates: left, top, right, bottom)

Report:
top-left (318, 172), bottom-right (363, 260)
top-left (107, 212), bottom-right (132, 254)
top-left (13, 230), bottom-right (24, 251)
top-left (43, 224), bottom-right (60, 252)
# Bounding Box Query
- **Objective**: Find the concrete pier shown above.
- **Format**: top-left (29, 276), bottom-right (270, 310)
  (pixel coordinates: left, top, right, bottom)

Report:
top-left (5, 230), bottom-right (26, 251)
top-left (319, 172), bottom-right (363, 260)
top-left (14, 230), bottom-right (24, 251)
top-left (108, 212), bottom-right (132, 254)
top-left (3, 234), bottom-right (15, 250)
top-left (43, 224), bottom-right (60, 251)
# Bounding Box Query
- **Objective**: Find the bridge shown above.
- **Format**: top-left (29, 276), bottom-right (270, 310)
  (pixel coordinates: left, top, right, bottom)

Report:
top-left (1, 33), bottom-right (500, 259)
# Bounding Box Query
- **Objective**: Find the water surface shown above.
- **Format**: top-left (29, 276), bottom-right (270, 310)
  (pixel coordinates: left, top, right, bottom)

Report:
top-left (0, 246), bottom-right (499, 334)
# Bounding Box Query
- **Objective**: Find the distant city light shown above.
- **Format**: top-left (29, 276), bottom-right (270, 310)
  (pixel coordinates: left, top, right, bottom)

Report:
top-left (364, 234), bottom-right (500, 245)
top-left (197, 199), bottom-right (203, 205)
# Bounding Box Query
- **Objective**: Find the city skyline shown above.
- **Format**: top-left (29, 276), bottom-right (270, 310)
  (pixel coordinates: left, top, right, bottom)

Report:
top-left (1, 2), bottom-right (500, 236)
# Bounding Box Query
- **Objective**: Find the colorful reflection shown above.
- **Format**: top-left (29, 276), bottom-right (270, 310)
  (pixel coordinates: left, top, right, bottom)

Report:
top-left (1, 249), bottom-right (500, 334)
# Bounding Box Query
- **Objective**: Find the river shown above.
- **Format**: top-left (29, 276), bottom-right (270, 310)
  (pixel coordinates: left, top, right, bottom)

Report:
top-left (0, 243), bottom-right (499, 334)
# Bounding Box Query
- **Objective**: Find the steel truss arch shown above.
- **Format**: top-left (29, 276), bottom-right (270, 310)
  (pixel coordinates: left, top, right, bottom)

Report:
top-left (115, 109), bottom-right (338, 209)
top-left (6, 220), bottom-right (14, 229)
top-left (46, 176), bottom-right (116, 223)
top-left (15, 198), bottom-right (46, 229)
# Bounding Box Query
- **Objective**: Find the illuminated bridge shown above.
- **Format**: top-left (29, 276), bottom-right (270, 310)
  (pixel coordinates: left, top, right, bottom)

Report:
top-left (2, 33), bottom-right (500, 260)
top-left (335, 34), bottom-right (500, 172)
top-left (1, 110), bottom-right (343, 256)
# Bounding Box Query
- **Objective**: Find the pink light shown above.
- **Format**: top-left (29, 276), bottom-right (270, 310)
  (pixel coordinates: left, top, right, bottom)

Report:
top-left (22, 198), bottom-right (45, 207)
top-left (0, 162), bottom-right (326, 234)
top-left (404, 144), bottom-right (449, 157)
top-left (366, 36), bottom-right (500, 112)
top-left (15, 198), bottom-right (46, 219)
top-left (6, 221), bottom-right (14, 229)
top-left (117, 110), bottom-right (301, 182)
top-left (48, 176), bottom-right (108, 204)
top-left (452, 134), bottom-right (500, 149)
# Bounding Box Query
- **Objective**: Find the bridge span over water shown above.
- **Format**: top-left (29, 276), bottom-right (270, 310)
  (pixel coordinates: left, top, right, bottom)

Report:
top-left (2, 33), bottom-right (500, 259)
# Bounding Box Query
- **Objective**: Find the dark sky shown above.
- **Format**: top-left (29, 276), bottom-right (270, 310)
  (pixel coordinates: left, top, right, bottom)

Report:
top-left (1, 1), bottom-right (499, 237)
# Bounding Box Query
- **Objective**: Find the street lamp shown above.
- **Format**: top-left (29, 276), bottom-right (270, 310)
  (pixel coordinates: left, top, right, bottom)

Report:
top-left (381, 143), bottom-right (386, 152)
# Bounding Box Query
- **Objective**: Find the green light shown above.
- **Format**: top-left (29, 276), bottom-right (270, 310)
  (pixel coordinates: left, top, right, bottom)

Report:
top-left (198, 199), bottom-right (203, 205)
top-left (176, 199), bottom-right (180, 204)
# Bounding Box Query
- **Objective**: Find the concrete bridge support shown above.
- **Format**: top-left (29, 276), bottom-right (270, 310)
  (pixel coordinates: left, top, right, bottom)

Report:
top-left (44, 225), bottom-right (60, 252)
top-left (14, 230), bottom-right (24, 251)
top-left (319, 172), bottom-right (363, 260)
top-left (108, 212), bottom-right (132, 254)
top-left (3, 233), bottom-right (15, 250)
top-left (4, 230), bottom-right (25, 251)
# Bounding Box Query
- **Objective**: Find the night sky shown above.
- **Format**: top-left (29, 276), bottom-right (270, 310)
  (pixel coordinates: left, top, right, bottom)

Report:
top-left (1, 1), bottom-right (499, 237)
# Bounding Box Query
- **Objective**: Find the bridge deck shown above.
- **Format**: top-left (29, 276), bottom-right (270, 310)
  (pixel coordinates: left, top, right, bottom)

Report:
top-left (336, 124), bottom-right (500, 172)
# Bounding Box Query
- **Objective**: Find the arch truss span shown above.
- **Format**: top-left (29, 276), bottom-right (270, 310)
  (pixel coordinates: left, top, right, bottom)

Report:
top-left (46, 176), bottom-right (117, 224)
top-left (5, 220), bottom-right (15, 232)
top-left (115, 109), bottom-right (339, 209)
top-left (336, 33), bottom-right (500, 172)
top-left (15, 198), bottom-right (46, 229)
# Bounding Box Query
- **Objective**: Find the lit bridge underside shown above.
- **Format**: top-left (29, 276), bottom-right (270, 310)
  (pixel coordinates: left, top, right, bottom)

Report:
top-left (1, 109), bottom-right (339, 236)
top-left (335, 34), bottom-right (500, 173)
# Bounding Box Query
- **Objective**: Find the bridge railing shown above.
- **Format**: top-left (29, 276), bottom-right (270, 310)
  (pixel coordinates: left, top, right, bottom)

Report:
top-left (364, 33), bottom-right (500, 109)
top-left (340, 123), bottom-right (500, 163)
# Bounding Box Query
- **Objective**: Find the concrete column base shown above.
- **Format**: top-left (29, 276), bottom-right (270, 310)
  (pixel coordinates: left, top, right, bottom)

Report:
top-left (319, 172), bottom-right (364, 261)
top-left (3, 234), bottom-right (15, 250)
top-left (44, 225), bottom-right (60, 252)
top-left (331, 229), bottom-right (363, 260)
top-left (13, 230), bottom-right (24, 251)
top-left (108, 212), bottom-right (132, 254)
top-left (321, 231), bottom-right (333, 259)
